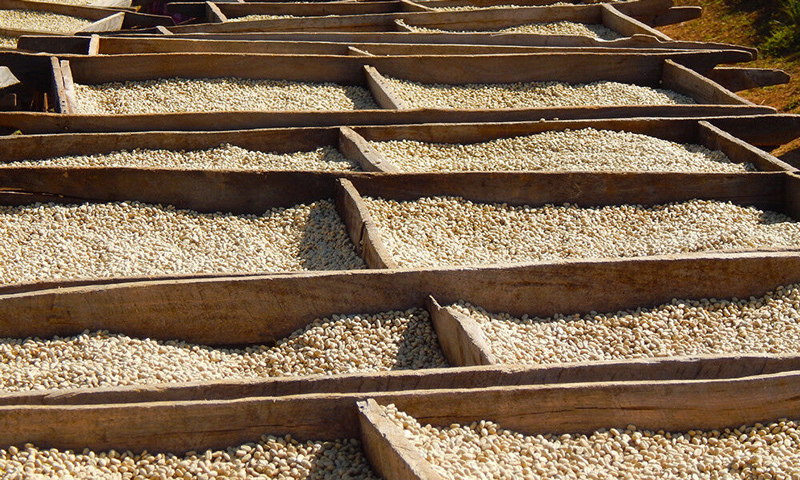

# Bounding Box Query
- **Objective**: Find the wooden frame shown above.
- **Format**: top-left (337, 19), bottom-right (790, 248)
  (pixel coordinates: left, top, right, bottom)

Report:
top-left (39, 53), bottom-right (773, 122)
top-left (0, 0), bottom-right (127, 38)
top-left (1, 369), bottom-right (800, 455)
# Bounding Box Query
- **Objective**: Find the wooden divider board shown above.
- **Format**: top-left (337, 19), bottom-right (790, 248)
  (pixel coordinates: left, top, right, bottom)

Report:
top-left (1, 371), bottom-right (800, 454)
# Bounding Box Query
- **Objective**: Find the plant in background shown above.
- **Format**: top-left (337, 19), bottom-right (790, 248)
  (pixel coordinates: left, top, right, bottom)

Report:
top-left (763, 0), bottom-right (800, 55)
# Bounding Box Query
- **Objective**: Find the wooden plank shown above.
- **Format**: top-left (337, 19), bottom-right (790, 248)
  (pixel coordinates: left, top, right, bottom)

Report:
top-left (348, 46), bottom-right (376, 57)
top-left (87, 34), bottom-right (101, 55)
top-left (697, 121), bottom-right (797, 173)
top-left (58, 60), bottom-right (78, 115)
top-left (650, 6), bottom-right (703, 28)
top-left (3, 353), bottom-right (800, 406)
top-left (784, 173), bottom-right (800, 221)
top-left (2, 371), bottom-right (800, 453)
top-left (399, 0), bottom-right (434, 12)
top-left (661, 59), bottom-right (753, 105)
top-left (156, 25), bottom-right (174, 35)
top-left (335, 177), bottom-right (399, 269)
top-left (600, 4), bottom-right (670, 41)
top-left (358, 399), bottom-right (443, 480)
top-left (706, 67), bottom-right (791, 92)
top-left (364, 65), bottom-right (409, 110)
top-left (427, 296), bottom-right (496, 367)
top-left (339, 126), bottom-right (399, 172)
top-left (49, 56), bottom-right (68, 114)
top-left (206, 1), bottom-right (228, 22)
top-left (79, 11), bottom-right (124, 33)
top-left (394, 19), bottom-right (416, 32)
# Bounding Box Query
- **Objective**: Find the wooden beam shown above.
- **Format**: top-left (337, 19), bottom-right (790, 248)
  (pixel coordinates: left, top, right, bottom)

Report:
top-left (705, 67), bottom-right (791, 92)
top-left (0, 66), bottom-right (20, 92)
top-left (358, 399), bottom-right (443, 480)
top-left (427, 296), bottom-right (496, 367)
top-left (650, 6), bottom-right (703, 28)
top-left (155, 25), bottom-right (173, 35)
top-left (661, 59), bottom-right (755, 106)
top-left (394, 19), bottom-right (416, 32)
top-left (698, 121), bottom-right (797, 173)
top-left (399, 0), bottom-right (434, 12)
top-left (364, 65), bottom-right (409, 110)
top-left (335, 178), bottom-right (399, 269)
top-left (79, 12), bottom-right (125, 33)
top-left (339, 126), bottom-right (399, 173)
top-left (87, 34), bottom-right (101, 55)
top-left (206, 1), bottom-right (228, 23)
top-left (59, 60), bottom-right (78, 115)
top-left (601, 4), bottom-right (670, 41)
top-left (49, 56), bottom-right (68, 114)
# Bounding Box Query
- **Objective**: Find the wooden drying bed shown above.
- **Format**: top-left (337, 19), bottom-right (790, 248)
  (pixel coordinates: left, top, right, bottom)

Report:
top-left (0, 369), bottom-right (799, 458)
top-left (0, 118), bottom-right (794, 172)
top-left (1, 249), bottom-right (800, 407)
top-left (164, 1), bottom-right (687, 37)
top-left (29, 52), bottom-right (776, 119)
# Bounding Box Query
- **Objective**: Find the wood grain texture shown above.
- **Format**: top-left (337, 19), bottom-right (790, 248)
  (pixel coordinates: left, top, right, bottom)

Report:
top-left (48, 56), bottom-right (68, 115)
top-left (600, 4), bottom-right (670, 41)
top-left (364, 65), bottom-right (409, 109)
top-left (698, 121), bottom-right (797, 173)
top-left (661, 59), bottom-right (752, 105)
top-left (706, 67), bottom-right (791, 93)
top-left (1, 250), bottom-right (800, 344)
top-left (58, 60), bottom-right (77, 115)
top-left (335, 177), bottom-right (399, 268)
top-left (427, 296), bottom-right (495, 367)
top-left (2, 354), bottom-right (799, 406)
top-left (339, 126), bottom-right (399, 172)
top-left (1, 371), bottom-right (800, 453)
top-left (358, 399), bottom-right (442, 480)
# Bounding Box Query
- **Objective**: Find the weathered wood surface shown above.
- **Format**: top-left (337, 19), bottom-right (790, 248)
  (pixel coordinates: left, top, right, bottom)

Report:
top-left (19, 35), bottom-right (761, 56)
top-left (62, 52), bottom-right (746, 87)
top-left (600, 4), bottom-right (669, 41)
top-left (48, 56), bottom-right (68, 114)
top-left (3, 354), bottom-right (800, 406)
top-left (427, 296), bottom-right (496, 367)
top-left (648, 5), bottom-right (702, 27)
top-left (0, 66), bottom-right (20, 91)
top-left (339, 126), bottom-right (398, 172)
top-left (358, 399), bottom-right (443, 480)
top-left (662, 59), bottom-right (751, 106)
top-left (335, 178), bottom-right (399, 268)
top-left (0, 118), bottom-right (792, 173)
top-left (364, 65), bottom-right (408, 109)
top-left (0, 0), bottom-right (125, 21)
top-left (58, 60), bottom-right (77, 115)
top-left (706, 67), bottom-right (792, 92)
top-left (80, 11), bottom-right (125, 32)
top-left (1, 371), bottom-right (800, 453)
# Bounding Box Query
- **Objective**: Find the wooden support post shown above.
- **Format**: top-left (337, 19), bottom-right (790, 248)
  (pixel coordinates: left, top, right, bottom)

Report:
top-left (697, 121), bottom-right (797, 173)
top-left (705, 67), bottom-right (791, 93)
top-left (364, 65), bottom-right (409, 110)
top-left (335, 178), bottom-right (399, 269)
top-left (59, 60), bottom-right (78, 115)
top-left (87, 35), bottom-right (101, 55)
top-left (339, 127), bottom-right (399, 173)
top-left (661, 59), bottom-right (755, 106)
top-left (49, 57), bottom-right (68, 114)
top-left (358, 399), bottom-right (444, 480)
top-left (427, 296), bottom-right (496, 367)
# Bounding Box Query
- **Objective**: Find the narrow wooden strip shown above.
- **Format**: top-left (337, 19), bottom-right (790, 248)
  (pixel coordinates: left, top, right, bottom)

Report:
top-left (79, 12), bottom-right (125, 33)
top-left (698, 121), bottom-right (797, 173)
top-left (364, 65), bottom-right (409, 110)
top-left (91, 0), bottom-right (133, 8)
top-left (399, 0), bottom-right (434, 12)
top-left (784, 173), bottom-right (800, 221)
top-left (650, 6), bottom-right (703, 27)
top-left (358, 399), bottom-right (443, 480)
top-left (348, 46), bottom-right (375, 57)
top-left (705, 67), bottom-right (791, 93)
top-left (601, 4), bottom-right (670, 41)
top-left (87, 34), bottom-right (101, 55)
top-left (3, 353), bottom-right (800, 407)
top-left (59, 60), bottom-right (78, 115)
top-left (335, 178), bottom-right (399, 269)
top-left (661, 59), bottom-right (752, 106)
top-left (49, 57), bottom-right (69, 115)
top-left (206, 1), bottom-right (228, 22)
top-left (2, 372), bottom-right (800, 453)
top-left (156, 25), bottom-right (174, 35)
top-left (427, 296), bottom-right (496, 367)
top-left (339, 126), bottom-right (399, 173)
